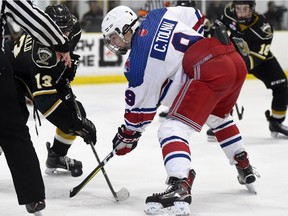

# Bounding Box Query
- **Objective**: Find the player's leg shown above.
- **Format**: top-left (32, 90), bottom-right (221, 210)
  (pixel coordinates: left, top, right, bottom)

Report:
top-left (252, 57), bottom-right (288, 137)
top-left (35, 95), bottom-right (85, 177)
top-left (208, 51), bottom-right (257, 188)
top-left (145, 118), bottom-right (196, 216)
top-left (0, 55), bottom-right (45, 213)
top-left (206, 115), bottom-right (256, 185)
top-left (145, 74), bottom-right (224, 215)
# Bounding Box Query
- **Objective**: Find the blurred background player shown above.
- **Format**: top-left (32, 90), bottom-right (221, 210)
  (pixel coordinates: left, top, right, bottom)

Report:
top-left (5, 4), bottom-right (97, 177)
top-left (80, 0), bottom-right (103, 32)
top-left (138, 0), bottom-right (196, 22)
top-left (264, 1), bottom-right (287, 30)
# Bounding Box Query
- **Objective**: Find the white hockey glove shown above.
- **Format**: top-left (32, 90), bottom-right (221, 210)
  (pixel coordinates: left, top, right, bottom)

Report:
top-left (232, 37), bottom-right (250, 56)
top-left (112, 125), bottom-right (141, 156)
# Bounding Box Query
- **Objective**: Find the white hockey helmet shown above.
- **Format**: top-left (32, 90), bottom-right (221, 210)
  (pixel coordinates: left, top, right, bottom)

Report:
top-left (101, 6), bottom-right (139, 55)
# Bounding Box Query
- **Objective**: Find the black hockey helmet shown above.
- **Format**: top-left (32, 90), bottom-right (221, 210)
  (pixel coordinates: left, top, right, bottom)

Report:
top-left (45, 4), bottom-right (73, 33)
top-left (176, 0), bottom-right (196, 7)
top-left (232, 0), bottom-right (256, 8)
top-left (232, 0), bottom-right (256, 24)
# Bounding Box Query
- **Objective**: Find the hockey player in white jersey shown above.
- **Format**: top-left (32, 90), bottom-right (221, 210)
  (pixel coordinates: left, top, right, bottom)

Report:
top-left (102, 5), bottom-right (257, 215)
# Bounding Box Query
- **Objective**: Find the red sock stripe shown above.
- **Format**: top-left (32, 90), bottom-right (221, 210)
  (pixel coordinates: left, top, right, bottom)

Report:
top-left (162, 141), bottom-right (191, 159)
top-left (215, 124), bottom-right (240, 142)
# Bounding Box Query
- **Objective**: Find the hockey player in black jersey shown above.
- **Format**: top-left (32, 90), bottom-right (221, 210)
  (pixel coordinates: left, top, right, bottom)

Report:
top-left (209, 0), bottom-right (288, 138)
top-left (6, 4), bottom-right (97, 177)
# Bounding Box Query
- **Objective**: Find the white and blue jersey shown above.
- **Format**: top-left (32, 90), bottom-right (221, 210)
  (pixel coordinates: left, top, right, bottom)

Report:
top-left (123, 6), bottom-right (204, 132)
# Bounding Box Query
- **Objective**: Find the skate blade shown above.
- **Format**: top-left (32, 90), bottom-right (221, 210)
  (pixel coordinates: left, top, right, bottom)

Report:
top-left (45, 168), bottom-right (71, 176)
top-left (271, 132), bottom-right (288, 139)
top-left (144, 201), bottom-right (190, 216)
top-left (245, 183), bottom-right (257, 194)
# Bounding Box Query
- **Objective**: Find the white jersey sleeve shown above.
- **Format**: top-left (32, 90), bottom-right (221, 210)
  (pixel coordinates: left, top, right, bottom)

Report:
top-left (123, 7), bottom-right (204, 132)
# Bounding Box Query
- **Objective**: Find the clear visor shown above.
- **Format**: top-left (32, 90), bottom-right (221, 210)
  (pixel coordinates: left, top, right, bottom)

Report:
top-left (103, 32), bottom-right (128, 55)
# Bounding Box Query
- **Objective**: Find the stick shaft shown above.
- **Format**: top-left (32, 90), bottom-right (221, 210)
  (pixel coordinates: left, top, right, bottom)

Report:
top-left (70, 149), bottom-right (117, 197)
top-left (90, 143), bottom-right (119, 200)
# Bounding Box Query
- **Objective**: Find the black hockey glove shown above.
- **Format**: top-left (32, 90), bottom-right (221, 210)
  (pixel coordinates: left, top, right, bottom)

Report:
top-left (74, 117), bottom-right (97, 145)
top-left (61, 53), bottom-right (80, 82)
top-left (210, 20), bottom-right (230, 45)
top-left (112, 125), bottom-right (141, 156)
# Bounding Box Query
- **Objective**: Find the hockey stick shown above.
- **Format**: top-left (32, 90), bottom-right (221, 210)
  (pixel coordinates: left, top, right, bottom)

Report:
top-left (70, 148), bottom-right (117, 197)
top-left (235, 103), bottom-right (244, 120)
top-left (65, 80), bottom-right (129, 200)
top-left (89, 142), bottom-right (130, 201)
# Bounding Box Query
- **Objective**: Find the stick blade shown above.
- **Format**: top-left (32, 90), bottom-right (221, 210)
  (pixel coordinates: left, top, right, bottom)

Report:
top-left (70, 184), bottom-right (82, 198)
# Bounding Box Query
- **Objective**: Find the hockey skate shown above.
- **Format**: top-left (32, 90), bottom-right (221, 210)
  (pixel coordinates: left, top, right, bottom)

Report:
top-left (45, 142), bottom-right (83, 177)
top-left (234, 151), bottom-right (257, 194)
top-left (144, 169), bottom-right (196, 216)
top-left (26, 200), bottom-right (45, 215)
top-left (206, 128), bottom-right (217, 142)
top-left (265, 110), bottom-right (288, 137)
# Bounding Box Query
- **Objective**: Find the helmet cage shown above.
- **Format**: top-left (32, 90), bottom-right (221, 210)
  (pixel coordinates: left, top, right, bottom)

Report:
top-left (103, 34), bottom-right (128, 55)
top-left (102, 6), bottom-right (139, 55)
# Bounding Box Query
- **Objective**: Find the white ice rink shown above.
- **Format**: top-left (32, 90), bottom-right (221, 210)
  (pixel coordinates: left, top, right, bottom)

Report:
top-left (1, 79), bottom-right (288, 216)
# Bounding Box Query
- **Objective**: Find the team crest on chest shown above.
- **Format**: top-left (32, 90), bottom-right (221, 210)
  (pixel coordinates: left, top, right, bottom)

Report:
top-left (36, 47), bottom-right (53, 65)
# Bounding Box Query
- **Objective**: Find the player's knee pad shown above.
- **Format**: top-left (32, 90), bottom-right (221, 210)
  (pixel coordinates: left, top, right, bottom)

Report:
top-left (158, 118), bottom-right (195, 143)
top-left (206, 114), bottom-right (234, 129)
top-left (158, 119), bottom-right (194, 178)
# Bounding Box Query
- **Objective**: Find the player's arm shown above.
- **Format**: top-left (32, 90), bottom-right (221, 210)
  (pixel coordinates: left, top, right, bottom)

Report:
top-left (69, 16), bottom-right (82, 51)
top-left (232, 22), bottom-right (273, 71)
top-left (112, 74), bottom-right (160, 156)
top-left (55, 80), bottom-right (97, 145)
top-left (5, 0), bottom-right (69, 50)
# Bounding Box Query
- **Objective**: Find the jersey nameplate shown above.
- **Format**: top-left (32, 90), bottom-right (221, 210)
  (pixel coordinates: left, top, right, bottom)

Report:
top-left (150, 18), bottom-right (177, 61)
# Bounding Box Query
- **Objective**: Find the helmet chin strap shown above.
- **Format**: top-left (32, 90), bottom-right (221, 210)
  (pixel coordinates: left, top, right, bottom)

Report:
top-left (121, 32), bottom-right (133, 50)
top-left (125, 42), bottom-right (131, 50)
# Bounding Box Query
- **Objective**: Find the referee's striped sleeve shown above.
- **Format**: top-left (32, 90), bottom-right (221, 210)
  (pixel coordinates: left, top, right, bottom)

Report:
top-left (4, 0), bottom-right (67, 47)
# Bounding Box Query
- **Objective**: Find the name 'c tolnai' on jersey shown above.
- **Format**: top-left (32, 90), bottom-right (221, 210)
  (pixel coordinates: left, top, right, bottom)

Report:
top-left (123, 7), bottom-right (204, 132)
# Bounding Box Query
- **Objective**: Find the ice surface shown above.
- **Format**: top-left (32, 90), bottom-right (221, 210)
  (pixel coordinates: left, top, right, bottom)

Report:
top-left (1, 80), bottom-right (288, 216)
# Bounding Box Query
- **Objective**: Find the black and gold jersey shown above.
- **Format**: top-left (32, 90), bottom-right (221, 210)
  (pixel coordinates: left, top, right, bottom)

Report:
top-left (221, 3), bottom-right (274, 71)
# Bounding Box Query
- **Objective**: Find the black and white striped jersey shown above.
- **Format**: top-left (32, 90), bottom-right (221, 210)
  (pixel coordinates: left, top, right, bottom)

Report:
top-left (0, 0), bottom-right (69, 53)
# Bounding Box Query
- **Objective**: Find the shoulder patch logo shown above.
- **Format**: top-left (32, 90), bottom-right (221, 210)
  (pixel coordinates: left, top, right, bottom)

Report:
top-left (36, 48), bottom-right (53, 65)
top-left (261, 23), bottom-right (273, 38)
